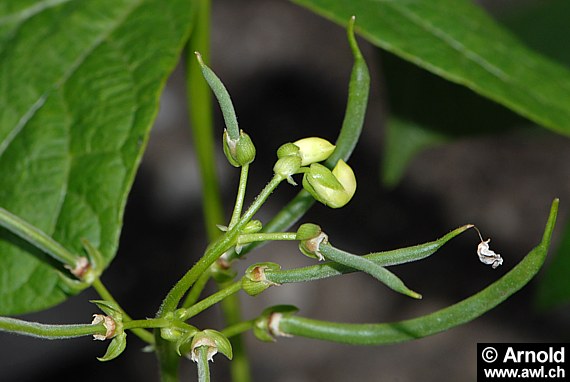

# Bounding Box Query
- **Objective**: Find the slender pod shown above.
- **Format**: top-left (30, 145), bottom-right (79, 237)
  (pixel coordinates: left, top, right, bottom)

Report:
top-left (318, 243), bottom-right (422, 299)
top-left (265, 225), bottom-right (472, 284)
top-left (228, 16), bottom-right (370, 260)
top-left (195, 52), bottom-right (239, 140)
top-left (0, 317), bottom-right (106, 339)
top-left (276, 200), bottom-right (558, 344)
top-left (0, 207), bottom-right (78, 268)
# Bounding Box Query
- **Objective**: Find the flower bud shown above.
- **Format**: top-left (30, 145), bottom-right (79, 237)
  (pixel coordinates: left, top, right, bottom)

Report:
top-left (276, 142), bottom-right (300, 159)
top-left (242, 262), bottom-right (281, 296)
top-left (292, 137), bottom-right (335, 166)
top-left (223, 129), bottom-right (256, 167)
top-left (273, 155), bottom-right (302, 185)
top-left (302, 160), bottom-right (356, 208)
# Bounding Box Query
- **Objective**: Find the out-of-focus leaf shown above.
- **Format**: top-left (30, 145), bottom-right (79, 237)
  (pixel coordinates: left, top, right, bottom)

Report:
top-left (502, 0), bottom-right (570, 67)
top-left (0, 0), bottom-right (193, 314)
top-left (382, 117), bottom-right (448, 187)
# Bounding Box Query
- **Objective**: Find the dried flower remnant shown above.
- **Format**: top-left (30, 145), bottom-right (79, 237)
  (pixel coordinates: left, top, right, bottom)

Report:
top-left (91, 314), bottom-right (116, 340)
top-left (474, 227), bottom-right (503, 269)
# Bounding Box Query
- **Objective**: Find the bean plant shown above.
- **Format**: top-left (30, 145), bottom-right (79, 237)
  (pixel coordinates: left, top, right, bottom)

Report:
top-left (0, 1), bottom-right (567, 381)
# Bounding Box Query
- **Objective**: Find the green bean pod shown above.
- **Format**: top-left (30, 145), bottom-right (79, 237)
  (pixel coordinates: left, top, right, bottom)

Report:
top-left (275, 199), bottom-right (558, 345)
top-left (229, 16), bottom-right (370, 260)
top-left (265, 224), bottom-right (472, 284)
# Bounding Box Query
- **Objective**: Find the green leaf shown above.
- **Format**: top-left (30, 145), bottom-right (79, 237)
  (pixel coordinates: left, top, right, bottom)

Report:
top-left (502, 0), bottom-right (570, 68)
top-left (277, 199), bottom-right (558, 344)
top-left (380, 0), bottom-right (570, 187)
top-left (0, 0), bottom-right (193, 314)
top-left (382, 117), bottom-right (448, 188)
top-left (535, 217), bottom-right (570, 311)
top-left (291, 0), bottom-right (570, 136)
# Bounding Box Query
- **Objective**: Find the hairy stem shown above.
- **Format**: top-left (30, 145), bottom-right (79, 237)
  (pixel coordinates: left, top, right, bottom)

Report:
top-left (219, 285), bottom-right (251, 382)
top-left (196, 346), bottom-right (211, 382)
top-left (182, 269), bottom-right (212, 308)
top-left (178, 281), bottom-right (242, 320)
top-left (229, 164), bottom-right (249, 229)
top-left (221, 320), bottom-right (255, 338)
top-left (237, 232), bottom-right (297, 244)
top-left (158, 175), bottom-right (283, 316)
top-left (123, 318), bottom-right (170, 330)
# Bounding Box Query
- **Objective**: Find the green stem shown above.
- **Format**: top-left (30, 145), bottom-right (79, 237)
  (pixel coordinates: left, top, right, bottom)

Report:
top-left (0, 316), bottom-right (105, 339)
top-left (264, 225), bottom-right (472, 284)
top-left (237, 232), bottom-right (297, 245)
top-left (155, 331), bottom-right (180, 382)
top-left (196, 346), bottom-right (211, 382)
top-left (221, 320), bottom-right (255, 338)
top-left (229, 164), bottom-right (249, 229)
top-left (158, 175), bottom-right (283, 316)
top-left (0, 207), bottom-right (77, 267)
top-left (123, 318), bottom-right (170, 330)
top-left (187, 0), bottom-right (225, 242)
top-left (219, 286), bottom-right (251, 382)
top-left (182, 269), bottom-right (212, 308)
top-left (226, 16), bottom-right (370, 262)
top-left (178, 281), bottom-right (242, 320)
top-left (92, 278), bottom-right (155, 344)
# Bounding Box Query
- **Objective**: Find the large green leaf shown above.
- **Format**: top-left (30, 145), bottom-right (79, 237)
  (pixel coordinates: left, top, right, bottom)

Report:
top-left (0, 0), bottom-right (193, 314)
top-left (291, 0), bottom-right (570, 136)
top-left (379, 0), bottom-right (570, 187)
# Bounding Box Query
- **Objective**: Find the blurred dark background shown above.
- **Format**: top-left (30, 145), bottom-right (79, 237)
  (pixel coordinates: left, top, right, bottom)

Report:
top-left (1, 0), bottom-right (569, 380)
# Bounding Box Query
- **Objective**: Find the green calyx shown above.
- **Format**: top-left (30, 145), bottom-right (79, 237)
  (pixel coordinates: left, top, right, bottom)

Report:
top-left (91, 300), bottom-right (127, 362)
top-left (253, 305), bottom-right (299, 342)
top-left (189, 329), bottom-right (233, 362)
top-left (223, 129), bottom-right (256, 167)
top-left (242, 263), bottom-right (281, 296)
top-left (297, 224), bottom-right (328, 260)
top-left (273, 155), bottom-right (302, 185)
